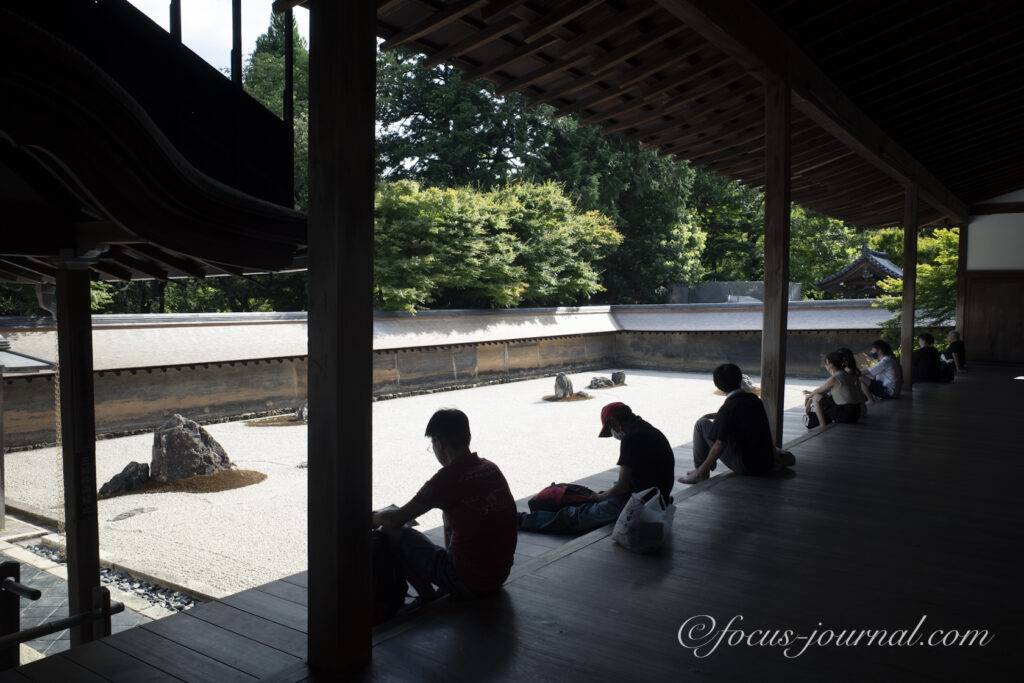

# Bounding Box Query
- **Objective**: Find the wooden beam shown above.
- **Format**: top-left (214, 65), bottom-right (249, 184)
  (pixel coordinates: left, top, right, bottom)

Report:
top-left (462, 36), bottom-right (559, 81)
top-left (969, 202), bottom-right (1024, 216)
top-left (55, 262), bottom-right (100, 645)
top-left (379, 0), bottom-right (488, 52)
top-left (589, 23), bottom-right (685, 76)
top-left (577, 60), bottom-right (740, 126)
top-left (231, 0), bottom-right (242, 87)
top-left (494, 51), bottom-right (593, 96)
top-left (559, 3), bottom-right (661, 59)
top-left (423, 15), bottom-right (522, 68)
top-left (900, 186), bottom-right (919, 391)
top-left (653, 0), bottom-right (969, 223)
top-left (285, 6), bottom-right (295, 205)
top-left (521, 0), bottom-right (604, 44)
top-left (107, 247), bottom-right (168, 281)
top-left (128, 245), bottom-right (207, 279)
top-left (169, 0), bottom-right (181, 42)
top-left (307, 0), bottom-right (374, 675)
top-left (761, 77), bottom-right (790, 447)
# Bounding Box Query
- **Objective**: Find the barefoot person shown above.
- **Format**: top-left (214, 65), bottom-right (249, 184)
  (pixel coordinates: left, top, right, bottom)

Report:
top-left (680, 363), bottom-right (791, 484)
top-left (372, 408), bottom-right (517, 599)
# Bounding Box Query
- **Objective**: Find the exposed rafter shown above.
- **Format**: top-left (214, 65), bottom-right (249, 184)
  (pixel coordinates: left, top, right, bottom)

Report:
top-left (653, 0), bottom-right (970, 223)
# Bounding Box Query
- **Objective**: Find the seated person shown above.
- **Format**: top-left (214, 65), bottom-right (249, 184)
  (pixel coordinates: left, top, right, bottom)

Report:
top-left (805, 351), bottom-right (863, 428)
top-left (372, 408), bottom-right (517, 599)
top-left (518, 402), bottom-right (674, 534)
top-left (680, 363), bottom-right (790, 484)
top-left (945, 330), bottom-right (966, 371)
top-left (860, 339), bottom-right (900, 403)
top-left (912, 332), bottom-right (943, 382)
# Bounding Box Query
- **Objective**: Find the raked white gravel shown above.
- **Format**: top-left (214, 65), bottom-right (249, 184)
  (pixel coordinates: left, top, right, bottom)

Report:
top-left (4, 368), bottom-right (817, 597)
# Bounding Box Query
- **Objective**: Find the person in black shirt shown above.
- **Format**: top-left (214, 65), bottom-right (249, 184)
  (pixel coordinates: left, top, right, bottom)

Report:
top-left (679, 363), bottom-right (792, 484)
top-left (945, 330), bottom-right (966, 371)
top-left (519, 402), bottom-right (675, 533)
top-left (912, 332), bottom-right (943, 382)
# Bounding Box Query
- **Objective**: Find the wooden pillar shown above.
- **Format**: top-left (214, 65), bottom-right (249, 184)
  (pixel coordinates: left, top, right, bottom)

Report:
top-left (284, 7), bottom-right (295, 205)
top-left (761, 76), bottom-right (791, 446)
top-left (0, 356), bottom-right (5, 527)
top-left (900, 186), bottom-right (919, 390)
top-left (231, 0), bottom-right (242, 87)
top-left (955, 222), bottom-right (968, 332)
top-left (169, 0), bottom-right (181, 43)
top-left (307, 0), bottom-right (374, 675)
top-left (55, 263), bottom-right (100, 645)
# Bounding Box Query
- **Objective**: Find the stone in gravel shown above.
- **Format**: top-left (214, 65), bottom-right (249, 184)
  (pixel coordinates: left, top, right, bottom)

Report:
top-left (151, 414), bottom-right (234, 482)
top-left (588, 376), bottom-right (614, 389)
top-left (98, 462), bottom-right (151, 497)
top-left (554, 373), bottom-right (574, 399)
top-left (612, 371), bottom-right (626, 385)
top-left (296, 401), bottom-right (308, 421)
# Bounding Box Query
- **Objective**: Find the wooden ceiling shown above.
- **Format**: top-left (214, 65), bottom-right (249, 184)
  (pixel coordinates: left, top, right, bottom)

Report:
top-left (369, 0), bottom-right (1024, 229)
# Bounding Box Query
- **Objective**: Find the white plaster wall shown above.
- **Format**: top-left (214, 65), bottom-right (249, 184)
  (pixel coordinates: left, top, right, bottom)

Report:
top-left (968, 189), bottom-right (1024, 271)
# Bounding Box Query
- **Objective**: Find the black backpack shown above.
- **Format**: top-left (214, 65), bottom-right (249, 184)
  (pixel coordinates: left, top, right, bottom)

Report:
top-left (372, 530), bottom-right (408, 624)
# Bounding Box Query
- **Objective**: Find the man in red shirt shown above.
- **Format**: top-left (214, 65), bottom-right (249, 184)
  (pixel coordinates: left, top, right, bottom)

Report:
top-left (372, 409), bottom-right (518, 598)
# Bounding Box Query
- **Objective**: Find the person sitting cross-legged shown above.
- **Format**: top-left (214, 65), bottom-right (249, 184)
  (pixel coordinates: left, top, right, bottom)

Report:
top-left (680, 363), bottom-right (793, 484)
top-left (518, 402), bottom-right (675, 534)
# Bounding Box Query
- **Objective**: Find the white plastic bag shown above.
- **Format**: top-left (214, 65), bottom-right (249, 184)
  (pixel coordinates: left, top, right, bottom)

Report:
top-left (612, 487), bottom-right (675, 553)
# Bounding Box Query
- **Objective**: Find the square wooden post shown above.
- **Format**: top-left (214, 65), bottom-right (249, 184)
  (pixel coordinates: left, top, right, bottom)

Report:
top-left (955, 222), bottom-right (968, 333)
top-left (55, 263), bottom-right (100, 645)
top-left (306, 0), bottom-right (375, 675)
top-left (0, 358), bottom-right (5, 528)
top-left (900, 186), bottom-right (918, 390)
top-left (761, 76), bottom-right (791, 446)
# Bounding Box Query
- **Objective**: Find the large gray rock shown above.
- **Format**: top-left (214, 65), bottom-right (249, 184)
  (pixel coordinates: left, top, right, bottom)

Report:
top-left (611, 371), bottom-right (626, 385)
top-left (98, 462), bottom-right (151, 498)
top-left (152, 414), bottom-right (233, 482)
top-left (554, 373), bottom-right (574, 399)
top-left (588, 376), bottom-right (614, 389)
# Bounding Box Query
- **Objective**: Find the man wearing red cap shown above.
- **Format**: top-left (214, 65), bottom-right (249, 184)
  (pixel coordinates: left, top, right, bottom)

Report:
top-left (518, 402), bottom-right (675, 534)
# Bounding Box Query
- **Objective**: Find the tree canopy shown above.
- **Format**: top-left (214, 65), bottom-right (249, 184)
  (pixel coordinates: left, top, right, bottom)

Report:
top-left (374, 180), bottom-right (620, 311)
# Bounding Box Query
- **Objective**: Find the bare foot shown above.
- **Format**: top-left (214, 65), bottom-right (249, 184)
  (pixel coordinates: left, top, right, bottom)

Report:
top-left (678, 469), bottom-right (709, 484)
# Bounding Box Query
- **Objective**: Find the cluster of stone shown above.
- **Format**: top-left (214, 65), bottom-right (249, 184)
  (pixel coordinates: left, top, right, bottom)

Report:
top-left (97, 414), bottom-right (234, 496)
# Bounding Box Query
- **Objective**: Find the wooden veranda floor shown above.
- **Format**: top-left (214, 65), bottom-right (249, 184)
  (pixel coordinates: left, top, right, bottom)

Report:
top-left (3, 366), bottom-right (1022, 681)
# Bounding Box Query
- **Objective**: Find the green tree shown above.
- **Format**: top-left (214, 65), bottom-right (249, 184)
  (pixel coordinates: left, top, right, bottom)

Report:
top-left (691, 172), bottom-right (764, 282)
top-left (243, 11), bottom-right (309, 212)
top-left (789, 205), bottom-right (867, 299)
top-left (374, 180), bottom-right (620, 311)
top-left (0, 283), bottom-right (45, 316)
top-left (526, 117), bottom-right (705, 303)
top-left (376, 49), bottom-right (551, 188)
top-left (876, 227), bottom-right (960, 347)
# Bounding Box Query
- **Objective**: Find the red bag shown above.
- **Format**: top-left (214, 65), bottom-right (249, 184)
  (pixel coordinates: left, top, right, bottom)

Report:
top-left (527, 483), bottom-right (597, 512)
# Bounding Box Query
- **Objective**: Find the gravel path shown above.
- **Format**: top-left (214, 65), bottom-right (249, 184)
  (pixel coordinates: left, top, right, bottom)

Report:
top-left (4, 368), bottom-right (817, 598)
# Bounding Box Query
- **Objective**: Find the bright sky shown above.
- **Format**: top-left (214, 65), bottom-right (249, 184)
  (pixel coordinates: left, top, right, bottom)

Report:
top-left (127, 0), bottom-right (310, 75)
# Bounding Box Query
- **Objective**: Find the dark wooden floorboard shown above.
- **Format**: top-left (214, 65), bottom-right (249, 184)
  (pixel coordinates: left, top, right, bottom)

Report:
top-left (254, 580), bottom-right (308, 607)
top-left (187, 602), bottom-right (307, 659)
top-left (30, 641), bottom-right (178, 683)
top-left (140, 613), bottom-right (302, 676)
top-left (10, 367), bottom-right (1022, 681)
top-left (4, 654), bottom-right (107, 683)
top-left (102, 627), bottom-right (255, 682)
